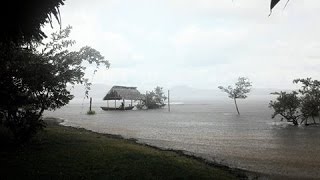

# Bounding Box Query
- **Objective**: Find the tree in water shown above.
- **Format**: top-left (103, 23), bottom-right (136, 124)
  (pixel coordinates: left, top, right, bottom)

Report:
top-left (293, 78), bottom-right (320, 124)
top-left (218, 77), bottom-right (252, 115)
top-left (142, 87), bottom-right (167, 109)
top-left (269, 78), bottom-right (320, 126)
top-left (269, 91), bottom-right (301, 125)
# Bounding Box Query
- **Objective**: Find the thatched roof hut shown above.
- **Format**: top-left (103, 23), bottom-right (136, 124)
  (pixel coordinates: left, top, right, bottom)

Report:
top-left (103, 86), bottom-right (143, 100)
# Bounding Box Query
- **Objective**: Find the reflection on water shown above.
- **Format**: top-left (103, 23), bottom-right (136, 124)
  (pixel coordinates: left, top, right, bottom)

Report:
top-left (45, 100), bottom-right (320, 179)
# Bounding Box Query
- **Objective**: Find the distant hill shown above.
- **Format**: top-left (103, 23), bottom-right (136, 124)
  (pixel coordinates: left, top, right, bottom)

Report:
top-left (169, 85), bottom-right (292, 102)
top-left (67, 84), bottom-right (111, 104)
top-left (67, 84), bottom-right (293, 104)
top-left (68, 84), bottom-right (145, 104)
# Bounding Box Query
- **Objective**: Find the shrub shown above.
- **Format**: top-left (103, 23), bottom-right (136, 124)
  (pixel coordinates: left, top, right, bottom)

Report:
top-left (142, 87), bottom-right (167, 109)
top-left (87, 110), bottom-right (96, 115)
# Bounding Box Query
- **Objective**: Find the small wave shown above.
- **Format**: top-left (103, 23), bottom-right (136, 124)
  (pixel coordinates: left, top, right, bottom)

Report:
top-left (166, 102), bottom-right (184, 105)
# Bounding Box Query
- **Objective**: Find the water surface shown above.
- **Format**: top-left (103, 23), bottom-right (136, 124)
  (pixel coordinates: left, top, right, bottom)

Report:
top-left (45, 100), bottom-right (320, 179)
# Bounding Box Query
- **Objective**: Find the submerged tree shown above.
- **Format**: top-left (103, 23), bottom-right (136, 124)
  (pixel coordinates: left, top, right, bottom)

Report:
top-left (0, 26), bottom-right (110, 142)
top-left (218, 77), bottom-right (252, 115)
top-left (269, 78), bottom-right (320, 126)
top-left (142, 86), bottom-right (167, 109)
top-left (293, 78), bottom-right (320, 124)
top-left (269, 91), bottom-right (301, 125)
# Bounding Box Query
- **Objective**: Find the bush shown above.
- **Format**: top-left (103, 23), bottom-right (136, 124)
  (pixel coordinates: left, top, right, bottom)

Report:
top-left (4, 110), bottom-right (45, 142)
top-left (269, 78), bottom-right (320, 125)
top-left (143, 87), bottom-right (167, 109)
top-left (87, 110), bottom-right (96, 115)
top-left (269, 91), bottom-right (301, 126)
top-left (135, 103), bottom-right (145, 110)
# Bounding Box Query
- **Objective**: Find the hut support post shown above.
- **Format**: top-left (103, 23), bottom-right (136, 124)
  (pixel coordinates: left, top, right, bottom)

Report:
top-left (107, 100), bottom-right (109, 108)
top-left (122, 99), bottom-right (125, 110)
top-left (131, 100), bottom-right (133, 107)
top-left (115, 100), bottom-right (116, 108)
top-left (168, 90), bottom-right (170, 112)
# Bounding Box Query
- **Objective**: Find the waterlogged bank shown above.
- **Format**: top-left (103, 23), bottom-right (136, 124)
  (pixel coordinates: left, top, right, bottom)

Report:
top-left (0, 119), bottom-right (247, 179)
top-left (45, 100), bottom-right (320, 179)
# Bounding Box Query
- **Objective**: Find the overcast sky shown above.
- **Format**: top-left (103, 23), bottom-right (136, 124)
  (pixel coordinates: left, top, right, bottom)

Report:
top-left (44, 0), bottom-right (320, 90)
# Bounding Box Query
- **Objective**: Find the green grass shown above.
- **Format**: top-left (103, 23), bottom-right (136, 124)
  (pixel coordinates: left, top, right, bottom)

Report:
top-left (0, 122), bottom-right (247, 179)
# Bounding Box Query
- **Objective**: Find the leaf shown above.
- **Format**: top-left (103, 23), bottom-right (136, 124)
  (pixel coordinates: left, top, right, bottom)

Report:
top-left (270, 0), bottom-right (281, 10)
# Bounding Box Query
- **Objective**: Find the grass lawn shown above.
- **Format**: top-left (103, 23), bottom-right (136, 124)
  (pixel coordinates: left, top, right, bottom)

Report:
top-left (0, 121), bottom-right (248, 179)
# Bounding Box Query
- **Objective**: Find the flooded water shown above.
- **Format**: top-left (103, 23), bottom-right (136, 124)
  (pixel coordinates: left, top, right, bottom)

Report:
top-left (44, 100), bottom-right (320, 179)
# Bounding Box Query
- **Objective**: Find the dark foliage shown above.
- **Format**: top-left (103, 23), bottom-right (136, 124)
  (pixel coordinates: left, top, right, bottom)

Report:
top-left (141, 87), bottom-right (167, 109)
top-left (0, 26), bottom-right (109, 142)
top-left (0, 0), bottom-right (65, 45)
top-left (269, 91), bottom-right (300, 125)
top-left (270, 0), bottom-right (281, 10)
top-left (270, 0), bottom-right (290, 13)
top-left (270, 78), bottom-right (320, 125)
top-left (0, 0), bottom-right (69, 142)
top-left (3, 110), bottom-right (45, 142)
top-left (293, 78), bottom-right (320, 124)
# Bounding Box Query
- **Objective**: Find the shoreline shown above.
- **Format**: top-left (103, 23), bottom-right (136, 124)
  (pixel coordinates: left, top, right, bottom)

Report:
top-left (44, 117), bottom-right (269, 179)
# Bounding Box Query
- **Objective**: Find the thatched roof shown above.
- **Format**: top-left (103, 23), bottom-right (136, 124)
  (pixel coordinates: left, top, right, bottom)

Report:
top-left (103, 86), bottom-right (143, 100)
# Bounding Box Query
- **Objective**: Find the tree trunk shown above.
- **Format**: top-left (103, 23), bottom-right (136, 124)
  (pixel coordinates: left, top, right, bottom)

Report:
top-left (305, 117), bottom-right (308, 125)
top-left (312, 116), bottom-right (316, 124)
top-left (234, 98), bottom-right (240, 115)
top-left (89, 97), bottom-right (92, 111)
top-left (38, 104), bottom-right (46, 119)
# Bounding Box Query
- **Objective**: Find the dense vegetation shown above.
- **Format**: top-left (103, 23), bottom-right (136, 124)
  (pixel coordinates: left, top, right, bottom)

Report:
top-left (138, 87), bottom-right (167, 109)
top-left (0, 26), bottom-right (109, 142)
top-left (0, 0), bottom-right (109, 142)
top-left (0, 0), bottom-right (65, 44)
top-left (269, 78), bottom-right (320, 125)
top-left (0, 0), bottom-right (64, 142)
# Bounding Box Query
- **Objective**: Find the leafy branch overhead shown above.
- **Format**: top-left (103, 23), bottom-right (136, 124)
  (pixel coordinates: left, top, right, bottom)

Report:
top-left (0, 0), bottom-right (65, 44)
top-left (270, 0), bottom-right (290, 11)
top-left (0, 26), bottom-right (110, 142)
top-left (39, 25), bottom-right (110, 98)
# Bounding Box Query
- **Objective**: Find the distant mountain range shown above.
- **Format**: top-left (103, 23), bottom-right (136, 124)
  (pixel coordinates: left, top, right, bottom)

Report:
top-left (169, 85), bottom-right (291, 102)
top-left (68, 84), bottom-right (292, 104)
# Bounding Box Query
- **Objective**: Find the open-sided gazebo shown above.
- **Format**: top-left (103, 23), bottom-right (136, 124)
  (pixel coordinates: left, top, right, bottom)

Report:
top-left (101, 86), bottom-right (143, 110)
